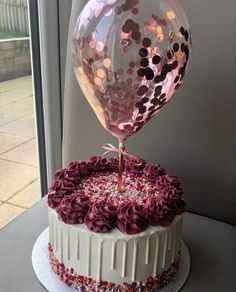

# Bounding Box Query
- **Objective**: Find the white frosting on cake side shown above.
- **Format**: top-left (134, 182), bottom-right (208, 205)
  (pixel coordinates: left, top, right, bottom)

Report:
top-left (48, 208), bottom-right (182, 284)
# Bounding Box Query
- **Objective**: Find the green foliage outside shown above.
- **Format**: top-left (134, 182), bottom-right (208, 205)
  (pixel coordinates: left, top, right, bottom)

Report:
top-left (0, 29), bottom-right (28, 39)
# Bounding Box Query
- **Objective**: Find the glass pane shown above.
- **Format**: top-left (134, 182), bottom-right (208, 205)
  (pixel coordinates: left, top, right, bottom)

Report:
top-left (0, 0), bottom-right (40, 229)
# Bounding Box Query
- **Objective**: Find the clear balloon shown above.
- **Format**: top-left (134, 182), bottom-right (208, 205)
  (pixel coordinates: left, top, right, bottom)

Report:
top-left (72, 0), bottom-right (191, 141)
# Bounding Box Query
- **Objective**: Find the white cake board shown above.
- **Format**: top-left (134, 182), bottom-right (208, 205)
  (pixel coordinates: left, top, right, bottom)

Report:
top-left (32, 228), bottom-right (191, 292)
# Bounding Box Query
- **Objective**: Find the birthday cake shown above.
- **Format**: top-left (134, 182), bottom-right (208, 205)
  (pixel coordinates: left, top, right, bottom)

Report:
top-left (47, 156), bottom-right (186, 291)
top-left (47, 0), bottom-right (191, 290)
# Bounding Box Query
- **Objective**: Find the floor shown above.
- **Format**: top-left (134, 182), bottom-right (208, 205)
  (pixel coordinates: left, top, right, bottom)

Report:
top-left (0, 76), bottom-right (40, 229)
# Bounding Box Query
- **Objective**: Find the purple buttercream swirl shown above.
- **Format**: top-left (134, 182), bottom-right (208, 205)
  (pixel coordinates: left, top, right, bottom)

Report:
top-left (117, 202), bottom-right (149, 234)
top-left (54, 168), bottom-right (66, 180)
top-left (48, 179), bottom-right (75, 209)
top-left (49, 168), bottom-right (80, 194)
top-left (161, 186), bottom-right (186, 214)
top-left (85, 201), bottom-right (117, 233)
top-left (156, 175), bottom-right (181, 189)
top-left (145, 195), bottom-right (175, 227)
top-left (87, 156), bottom-right (108, 171)
top-left (67, 160), bottom-right (90, 176)
top-left (124, 158), bottom-right (146, 175)
top-left (48, 190), bottom-right (65, 209)
top-left (143, 163), bottom-right (166, 182)
top-left (57, 193), bottom-right (90, 224)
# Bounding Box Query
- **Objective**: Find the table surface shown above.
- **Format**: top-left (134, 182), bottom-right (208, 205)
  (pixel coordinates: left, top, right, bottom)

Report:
top-left (0, 197), bottom-right (235, 292)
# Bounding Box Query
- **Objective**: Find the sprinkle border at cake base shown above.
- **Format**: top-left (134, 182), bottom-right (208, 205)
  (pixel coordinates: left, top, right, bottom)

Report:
top-left (48, 243), bottom-right (180, 292)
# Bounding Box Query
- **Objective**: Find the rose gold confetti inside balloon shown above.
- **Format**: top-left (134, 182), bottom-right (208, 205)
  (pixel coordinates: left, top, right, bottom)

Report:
top-left (72, 0), bottom-right (192, 191)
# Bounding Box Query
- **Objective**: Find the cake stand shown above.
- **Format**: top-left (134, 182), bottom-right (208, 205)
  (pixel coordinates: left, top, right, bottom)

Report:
top-left (32, 228), bottom-right (191, 292)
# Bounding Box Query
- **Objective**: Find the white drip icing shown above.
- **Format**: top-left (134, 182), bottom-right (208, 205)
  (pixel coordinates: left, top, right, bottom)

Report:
top-left (77, 232), bottom-right (80, 260)
top-left (55, 219), bottom-right (58, 252)
top-left (60, 229), bottom-right (63, 262)
top-left (162, 231), bottom-right (168, 269)
top-left (97, 240), bottom-right (103, 281)
top-left (87, 234), bottom-right (91, 276)
top-left (175, 220), bottom-right (181, 256)
top-left (145, 236), bottom-right (150, 264)
top-left (168, 230), bottom-right (172, 250)
top-left (172, 225), bottom-right (177, 262)
top-left (153, 235), bottom-right (159, 276)
top-left (50, 214), bottom-right (54, 245)
top-left (177, 218), bottom-right (183, 252)
top-left (132, 240), bottom-right (138, 281)
top-left (48, 212), bottom-right (51, 243)
top-left (67, 227), bottom-right (70, 260)
top-left (111, 240), bottom-right (116, 270)
top-left (121, 241), bottom-right (127, 278)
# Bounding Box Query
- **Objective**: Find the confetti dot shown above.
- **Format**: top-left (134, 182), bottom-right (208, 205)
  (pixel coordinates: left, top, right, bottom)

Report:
top-left (181, 43), bottom-right (185, 52)
top-left (137, 85), bottom-right (148, 95)
top-left (140, 58), bottom-right (149, 67)
top-left (96, 42), bottom-right (104, 52)
top-left (127, 68), bottom-right (133, 75)
top-left (94, 77), bottom-right (102, 86)
top-left (167, 10), bottom-right (175, 20)
top-left (167, 50), bottom-right (173, 59)
top-left (139, 105), bottom-right (146, 114)
top-left (180, 26), bottom-right (185, 36)
top-left (173, 43), bottom-right (179, 52)
top-left (137, 68), bottom-right (146, 77)
top-left (141, 97), bottom-right (149, 104)
top-left (142, 38), bottom-right (151, 48)
top-left (174, 76), bottom-right (180, 83)
top-left (152, 55), bottom-right (161, 65)
top-left (185, 30), bottom-right (189, 41)
top-left (160, 93), bottom-right (166, 99)
top-left (131, 31), bottom-right (141, 40)
top-left (132, 8), bottom-right (139, 14)
top-left (156, 26), bottom-right (164, 41)
top-left (139, 48), bottom-right (148, 57)
top-left (117, 68), bottom-right (124, 75)
top-left (103, 58), bottom-right (112, 68)
top-left (184, 46), bottom-right (189, 60)
top-left (97, 69), bottom-right (105, 78)
top-left (172, 60), bottom-right (178, 69)
top-left (145, 68), bottom-right (154, 80)
top-left (154, 75), bottom-right (162, 84)
top-left (151, 98), bottom-right (159, 106)
top-left (122, 19), bottom-right (134, 33)
top-left (175, 83), bottom-right (181, 90)
top-left (129, 61), bottom-right (136, 68)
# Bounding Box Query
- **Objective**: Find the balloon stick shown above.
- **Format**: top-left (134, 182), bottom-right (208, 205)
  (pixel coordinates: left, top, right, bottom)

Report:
top-left (118, 138), bottom-right (124, 193)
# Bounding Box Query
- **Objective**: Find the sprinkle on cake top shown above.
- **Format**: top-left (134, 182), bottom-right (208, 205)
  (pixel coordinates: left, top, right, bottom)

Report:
top-left (81, 172), bottom-right (158, 205)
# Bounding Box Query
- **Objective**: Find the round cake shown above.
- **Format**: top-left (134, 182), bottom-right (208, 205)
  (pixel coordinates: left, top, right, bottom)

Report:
top-left (47, 156), bottom-right (186, 291)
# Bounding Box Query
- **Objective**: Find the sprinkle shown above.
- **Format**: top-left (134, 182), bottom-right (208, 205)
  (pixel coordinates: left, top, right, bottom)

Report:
top-left (81, 172), bottom-right (158, 205)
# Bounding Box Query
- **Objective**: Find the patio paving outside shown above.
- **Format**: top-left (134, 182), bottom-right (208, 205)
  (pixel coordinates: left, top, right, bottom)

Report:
top-left (0, 76), bottom-right (40, 229)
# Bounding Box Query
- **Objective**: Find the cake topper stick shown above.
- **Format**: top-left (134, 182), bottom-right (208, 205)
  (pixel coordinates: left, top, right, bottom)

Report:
top-left (118, 138), bottom-right (125, 193)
